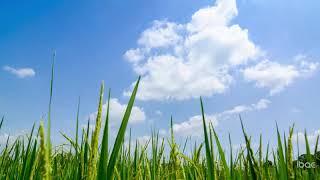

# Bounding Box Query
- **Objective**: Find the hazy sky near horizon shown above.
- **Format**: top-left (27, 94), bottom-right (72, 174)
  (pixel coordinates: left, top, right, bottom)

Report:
top-left (1, 0), bottom-right (320, 148)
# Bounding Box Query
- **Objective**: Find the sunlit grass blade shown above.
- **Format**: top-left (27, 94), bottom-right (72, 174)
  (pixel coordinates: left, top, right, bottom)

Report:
top-left (314, 135), bottom-right (319, 155)
top-left (106, 76), bottom-right (140, 180)
top-left (98, 88), bottom-right (111, 179)
top-left (26, 134), bottom-right (38, 179)
top-left (211, 123), bottom-right (230, 179)
top-left (20, 123), bottom-right (35, 179)
top-left (240, 116), bottom-right (258, 180)
top-left (304, 130), bottom-right (315, 179)
top-left (60, 132), bottom-right (78, 151)
top-left (0, 116), bottom-right (4, 131)
top-left (276, 123), bottom-right (287, 180)
top-left (229, 133), bottom-right (234, 180)
top-left (75, 97), bottom-right (81, 154)
top-left (287, 126), bottom-right (294, 180)
top-left (200, 97), bottom-right (214, 180)
top-left (264, 142), bottom-right (270, 179)
top-left (47, 51), bottom-right (55, 151)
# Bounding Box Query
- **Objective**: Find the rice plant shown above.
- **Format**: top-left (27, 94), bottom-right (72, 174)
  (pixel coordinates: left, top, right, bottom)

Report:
top-left (0, 61), bottom-right (320, 180)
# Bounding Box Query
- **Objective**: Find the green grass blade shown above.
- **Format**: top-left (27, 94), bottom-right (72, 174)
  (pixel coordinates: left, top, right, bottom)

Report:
top-left (314, 135), bottom-right (319, 156)
top-left (75, 97), bottom-right (81, 154)
top-left (304, 130), bottom-right (315, 179)
top-left (240, 117), bottom-right (258, 180)
top-left (20, 123), bottom-right (35, 179)
top-left (98, 88), bottom-right (111, 179)
top-left (229, 133), bottom-right (234, 180)
top-left (211, 124), bottom-right (230, 179)
top-left (47, 51), bottom-right (55, 151)
top-left (276, 123), bottom-right (287, 180)
top-left (287, 126), bottom-right (294, 180)
top-left (25, 136), bottom-right (38, 179)
top-left (106, 76), bottom-right (140, 180)
top-left (0, 116), bottom-right (4, 131)
top-left (200, 97), bottom-right (214, 180)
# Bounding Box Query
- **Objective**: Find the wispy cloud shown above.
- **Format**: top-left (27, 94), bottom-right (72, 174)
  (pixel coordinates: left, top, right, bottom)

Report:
top-left (221, 98), bottom-right (271, 115)
top-left (3, 66), bottom-right (36, 78)
top-left (172, 98), bottom-right (271, 137)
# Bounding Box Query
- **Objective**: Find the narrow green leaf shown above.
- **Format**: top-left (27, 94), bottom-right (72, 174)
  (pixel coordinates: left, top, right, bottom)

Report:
top-left (200, 97), bottom-right (214, 180)
top-left (107, 76), bottom-right (140, 180)
top-left (98, 88), bottom-right (111, 179)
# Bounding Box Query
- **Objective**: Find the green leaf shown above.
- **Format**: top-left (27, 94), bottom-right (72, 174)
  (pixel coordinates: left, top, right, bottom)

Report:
top-left (98, 89), bottom-right (111, 179)
top-left (200, 97), bottom-right (214, 180)
top-left (106, 76), bottom-right (140, 180)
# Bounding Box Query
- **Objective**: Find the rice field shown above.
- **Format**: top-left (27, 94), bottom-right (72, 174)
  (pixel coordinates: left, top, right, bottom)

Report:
top-left (1, 61), bottom-right (320, 180)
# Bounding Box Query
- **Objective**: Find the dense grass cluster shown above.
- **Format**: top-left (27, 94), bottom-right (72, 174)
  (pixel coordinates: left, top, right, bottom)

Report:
top-left (1, 60), bottom-right (320, 179)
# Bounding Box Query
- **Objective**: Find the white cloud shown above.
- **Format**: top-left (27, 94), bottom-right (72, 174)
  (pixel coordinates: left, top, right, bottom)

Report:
top-left (88, 98), bottom-right (146, 125)
top-left (173, 98), bottom-right (270, 137)
top-left (124, 48), bottom-right (145, 63)
top-left (294, 130), bottom-right (320, 145)
top-left (298, 60), bottom-right (319, 77)
top-left (138, 20), bottom-right (183, 49)
top-left (0, 130), bottom-right (28, 146)
top-left (173, 114), bottom-right (218, 137)
top-left (124, 0), bottom-right (260, 101)
top-left (293, 129), bottom-right (320, 154)
top-left (221, 98), bottom-right (270, 115)
top-left (0, 133), bottom-right (14, 146)
top-left (222, 105), bottom-right (251, 115)
top-left (253, 98), bottom-right (271, 110)
top-left (243, 59), bottom-right (319, 95)
top-left (3, 66), bottom-right (35, 78)
top-left (187, 0), bottom-right (238, 31)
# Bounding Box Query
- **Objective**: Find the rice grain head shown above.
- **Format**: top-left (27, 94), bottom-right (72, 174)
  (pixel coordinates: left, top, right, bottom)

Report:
top-left (88, 82), bottom-right (104, 180)
top-left (39, 121), bottom-right (51, 180)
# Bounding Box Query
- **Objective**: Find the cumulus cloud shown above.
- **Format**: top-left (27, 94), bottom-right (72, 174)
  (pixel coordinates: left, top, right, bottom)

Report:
top-left (138, 20), bottom-right (183, 49)
top-left (124, 49), bottom-right (145, 63)
top-left (173, 98), bottom-right (271, 137)
top-left (3, 66), bottom-right (35, 78)
top-left (88, 98), bottom-right (146, 125)
top-left (124, 0), bottom-right (260, 101)
top-left (243, 59), bottom-right (319, 95)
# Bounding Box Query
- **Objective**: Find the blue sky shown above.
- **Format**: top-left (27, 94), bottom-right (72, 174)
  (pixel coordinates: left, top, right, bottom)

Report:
top-left (1, 0), bottom-right (320, 149)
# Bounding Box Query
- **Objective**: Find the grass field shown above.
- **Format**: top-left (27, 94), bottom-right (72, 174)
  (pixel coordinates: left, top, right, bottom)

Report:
top-left (1, 61), bottom-right (320, 180)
